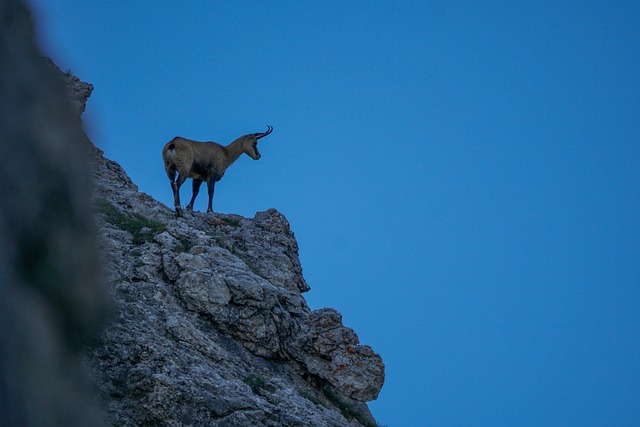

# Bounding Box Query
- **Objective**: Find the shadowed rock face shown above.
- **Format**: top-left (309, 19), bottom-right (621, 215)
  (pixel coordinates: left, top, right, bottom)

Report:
top-left (304, 309), bottom-right (386, 402)
top-left (1, 1), bottom-right (384, 425)
top-left (0, 1), bottom-right (105, 426)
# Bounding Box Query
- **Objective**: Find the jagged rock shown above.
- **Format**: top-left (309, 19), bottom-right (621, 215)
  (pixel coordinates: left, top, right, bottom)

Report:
top-left (89, 189), bottom-right (385, 426)
top-left (229, 209), bottom-right (310, 293)
top-left (45, 57), bottom-right (94, 114)
top-left (303, 309), bottom-right (385, 402)
top-left (88, 143), bottom-right (385, 425)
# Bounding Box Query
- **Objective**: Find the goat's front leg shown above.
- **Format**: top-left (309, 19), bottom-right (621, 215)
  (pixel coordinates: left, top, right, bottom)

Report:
top-left (186, 179), bottom-right (203, 211)
top-left (206, 177), bottom-right (216, 213)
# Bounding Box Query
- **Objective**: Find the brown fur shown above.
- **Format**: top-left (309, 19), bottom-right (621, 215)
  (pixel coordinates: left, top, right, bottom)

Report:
top-left (162, 126), bottom-right (272, 213)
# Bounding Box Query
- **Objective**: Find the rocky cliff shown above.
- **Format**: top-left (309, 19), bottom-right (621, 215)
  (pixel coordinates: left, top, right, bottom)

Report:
top-left (65, 33), bottom-right (384, 427)
top-left (87, 143), bottom-right (386, 426)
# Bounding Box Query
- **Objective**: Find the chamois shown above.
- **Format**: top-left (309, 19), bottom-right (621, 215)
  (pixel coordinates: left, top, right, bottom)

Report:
top-left (162, 126), bottom-right (273, 214)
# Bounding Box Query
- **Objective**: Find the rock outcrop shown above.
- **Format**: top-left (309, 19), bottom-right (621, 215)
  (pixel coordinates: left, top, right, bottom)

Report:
top-left (2, 1), bottom-right (384, 425)
top-left (87, 138), bottom-right (385, 427)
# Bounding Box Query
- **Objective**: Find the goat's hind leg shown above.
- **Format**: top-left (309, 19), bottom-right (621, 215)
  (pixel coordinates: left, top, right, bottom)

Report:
top-left (186, 179), bottom-right (203, 211)
top-left (171, 174), bottom-right (188, 215)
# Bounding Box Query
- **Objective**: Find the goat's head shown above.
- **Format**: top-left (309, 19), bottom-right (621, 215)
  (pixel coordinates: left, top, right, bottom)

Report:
top-left (243, 125), bottom-right (273, 160)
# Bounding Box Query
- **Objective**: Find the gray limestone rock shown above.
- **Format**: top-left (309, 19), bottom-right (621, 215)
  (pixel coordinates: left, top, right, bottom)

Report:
top-left (88, 144), bottom-right (385, 425)
top-left (303, 309), bottom-right (385, 402)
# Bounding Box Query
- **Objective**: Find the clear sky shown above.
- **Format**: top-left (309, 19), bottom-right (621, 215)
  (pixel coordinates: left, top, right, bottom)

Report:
top-left (29, 1), bottom-right (640, 425)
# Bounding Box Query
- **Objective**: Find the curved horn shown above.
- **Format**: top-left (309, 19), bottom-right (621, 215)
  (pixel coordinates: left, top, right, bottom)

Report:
top-left (255, 125), bottom-right (273, 140)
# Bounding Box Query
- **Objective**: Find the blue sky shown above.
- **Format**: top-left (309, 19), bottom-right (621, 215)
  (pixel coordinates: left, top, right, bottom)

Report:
top-left (30, 1), bottom-right (640, 425)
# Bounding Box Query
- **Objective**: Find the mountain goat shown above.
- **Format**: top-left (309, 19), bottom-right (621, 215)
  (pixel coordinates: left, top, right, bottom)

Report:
top-left (162, 126), bottom-right (273, 214)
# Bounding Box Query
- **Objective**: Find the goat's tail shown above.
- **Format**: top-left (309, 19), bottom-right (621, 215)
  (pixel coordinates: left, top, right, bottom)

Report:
top-left (163, 138), bottom-right (181, 173)
top-left (166, 137), bottom-right (181, 152)
top-left (164, 137), bottom-right (181, 160)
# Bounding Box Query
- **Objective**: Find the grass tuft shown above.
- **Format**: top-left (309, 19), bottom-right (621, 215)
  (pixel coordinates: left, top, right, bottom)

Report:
top-left (321, 385), bottom-right (379, 427)
top-left (97, 199), bottom-right (166, 245)
top-left (243, 373), bottom-right (276, 394)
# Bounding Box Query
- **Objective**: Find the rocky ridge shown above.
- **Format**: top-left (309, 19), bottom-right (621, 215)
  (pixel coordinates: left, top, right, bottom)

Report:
top-left (72, 68), bottom-right (384, 425)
